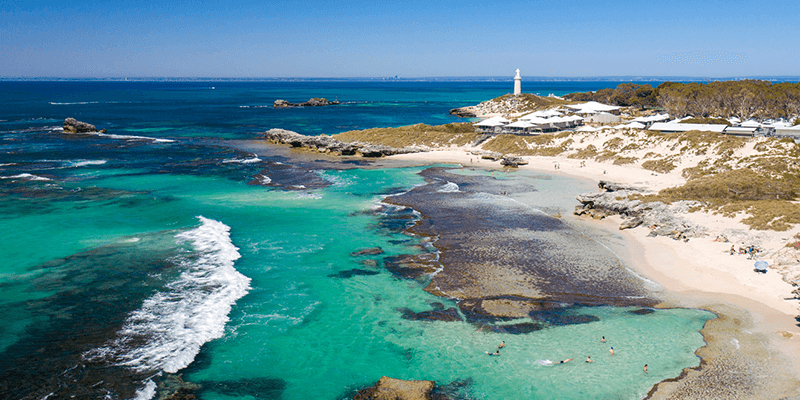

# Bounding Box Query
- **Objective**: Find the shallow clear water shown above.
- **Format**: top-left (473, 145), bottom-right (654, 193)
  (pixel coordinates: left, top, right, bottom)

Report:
top-left (0, 81), bottom-right (712, 400)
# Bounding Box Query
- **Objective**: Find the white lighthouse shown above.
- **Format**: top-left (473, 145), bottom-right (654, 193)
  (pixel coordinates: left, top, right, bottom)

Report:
top-left (514, 69), bottom-right (522, 95)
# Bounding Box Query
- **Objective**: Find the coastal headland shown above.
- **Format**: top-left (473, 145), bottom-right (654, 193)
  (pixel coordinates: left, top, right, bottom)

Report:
top-left (262, 92), bottom-right (800, 398)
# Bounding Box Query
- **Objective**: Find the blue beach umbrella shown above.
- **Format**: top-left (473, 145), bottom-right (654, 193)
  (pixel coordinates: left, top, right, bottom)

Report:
top-left (754, 260), bottom-right (769, 272)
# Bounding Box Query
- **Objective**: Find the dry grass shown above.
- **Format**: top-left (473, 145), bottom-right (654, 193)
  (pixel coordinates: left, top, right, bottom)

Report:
top-left (481, 134), bottom-right (568, 156)
top-left (642, 157), bottom-right (678, 173)
top-left (632, 168), bottom-right (800, 230)
top-left (334, 123), bottom-right (479, 148)
top-left (567, 144), bottom-right (598, 159)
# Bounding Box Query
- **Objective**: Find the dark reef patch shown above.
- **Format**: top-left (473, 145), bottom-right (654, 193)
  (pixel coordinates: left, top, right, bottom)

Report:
top-left (329, 269), bottom-right (381, 279)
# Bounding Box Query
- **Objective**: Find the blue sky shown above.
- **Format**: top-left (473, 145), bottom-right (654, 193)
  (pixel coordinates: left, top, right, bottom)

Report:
top-left (1, 0), bottom-right (798, 77)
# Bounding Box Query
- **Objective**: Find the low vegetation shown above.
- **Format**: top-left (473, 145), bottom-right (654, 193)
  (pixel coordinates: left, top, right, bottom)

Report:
top-left (565, 80), bottom-right (800, 121)
top-left (334, 123), bottom-right (479, 148)
top-left (679, 117), bottom-right (732, 126)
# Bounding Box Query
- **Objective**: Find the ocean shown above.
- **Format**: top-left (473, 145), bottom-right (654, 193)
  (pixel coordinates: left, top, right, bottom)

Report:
top-left (0, 80), bottom-right (712, 399)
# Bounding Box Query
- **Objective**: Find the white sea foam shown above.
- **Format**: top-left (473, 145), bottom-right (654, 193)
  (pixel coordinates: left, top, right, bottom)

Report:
top-left (132, 379), bottom-right (157, 400)
top-left (70, 160), bottom-right (107, 168)
top-left (49, 101), bottom-right (100, 105)
top-left (222, 157), bottom-right (261, 164)
top-left (97, 132), bottom-right (176, 143)
top-left (437, 181), bottom-right (460, 193)
top-left (1, 173), bottom-right (52, 181)
top-left (59, 129), bottom-right (176, 143)
top-left (0, 163), bottom-right (17, 167)
top-left (258, 175), bottom-right (272, 184)
top-left (85, 216), bottom-right (251, 375)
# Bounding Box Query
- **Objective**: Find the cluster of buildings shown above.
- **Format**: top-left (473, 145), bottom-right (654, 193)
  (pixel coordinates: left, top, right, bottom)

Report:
top-left (474, 102), bottom-right (628, 134)
top-left (648, 117), bottom-right (800, 138)
top-left (474, 70), bottom-right (800, 139)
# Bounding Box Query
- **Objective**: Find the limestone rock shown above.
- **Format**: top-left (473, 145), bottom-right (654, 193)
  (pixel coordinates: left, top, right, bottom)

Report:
top-left (448, 106), bottom-right (478, 118)
top-left (63, 118), bottom-right (97, 133)
top-left (574, 181), bottom-right (705, 239)
top-left (500, 155), bottom-right (528, 167)
top-left (353, 376), bottom-right (435, 400)
top-left (263, 128), bottom-right (422, 157)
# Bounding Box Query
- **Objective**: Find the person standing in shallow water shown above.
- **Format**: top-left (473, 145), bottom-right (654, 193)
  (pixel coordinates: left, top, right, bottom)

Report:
top-left (586, 356), bottom-right (594, 363)
top-left (644, 364), bottom-right (649, 373)
top-left (601, 336), bottom-right (606, 343)
top-left (498, 341), bottom-right (505, 349)
top-left (609, 347), bottom-right (615, 355)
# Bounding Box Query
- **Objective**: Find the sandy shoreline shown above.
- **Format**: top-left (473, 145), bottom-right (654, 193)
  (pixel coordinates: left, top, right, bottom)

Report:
top-left (389, 148), bottom-right (800, 398)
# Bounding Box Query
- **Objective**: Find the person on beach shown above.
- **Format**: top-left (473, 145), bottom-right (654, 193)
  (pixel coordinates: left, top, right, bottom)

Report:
top-left (644, 364), bottom-right (649, 373)
top-left (609, 347), bottom-right (614, 355)
top-left (559, 358), bottom-right (574, 364)
top-left (730, 245), bottom-right (736, 255)
top-left (498, 341), bottom-right (505, 349)
top-left (601, 336), bottom-right (606, 342)
top-left (585, 356), bottom-right (594, 363)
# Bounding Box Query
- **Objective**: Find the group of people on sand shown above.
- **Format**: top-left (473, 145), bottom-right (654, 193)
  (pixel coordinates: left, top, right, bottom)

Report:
top-left (487, 336), bottom-right (649, 373)
top-left (730, 244), bottom-right (760, 259)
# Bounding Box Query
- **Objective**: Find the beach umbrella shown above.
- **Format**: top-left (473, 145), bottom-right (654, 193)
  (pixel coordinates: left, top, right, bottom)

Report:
top-left (754, 260), bottom-right (768, 272)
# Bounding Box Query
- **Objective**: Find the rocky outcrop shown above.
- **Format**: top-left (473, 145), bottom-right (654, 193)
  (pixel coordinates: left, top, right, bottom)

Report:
top-left (448, 106), bottom-right (478, 118)
top-left (353, 377), bottom-right (435, 400)
top-left (500, 155), bottom-right (528, 167)
top-left (574, 181), bottom-right (706, 239)
top-left (63, 118), bottom-right (98, 133)
top-left (263, 129), bottom-right (422, 157)
top-left (274, 98), bottom-right (341, 108)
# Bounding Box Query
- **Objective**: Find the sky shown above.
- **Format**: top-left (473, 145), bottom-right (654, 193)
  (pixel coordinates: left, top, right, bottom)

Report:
top-left (1, 0), bottom-right (799, 78)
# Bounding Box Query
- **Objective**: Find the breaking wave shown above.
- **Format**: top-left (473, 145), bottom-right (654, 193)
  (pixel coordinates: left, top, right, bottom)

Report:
top-left (84, 216), bottom-right (251, 376)
top-left (0, 173), bottom-right (52, 181)
top-left (70, 160), bottom-right (108, 168)
top-left (437, 181), bottom-right (460, 193)
top-left (222, 156), bottom-right (262, 164)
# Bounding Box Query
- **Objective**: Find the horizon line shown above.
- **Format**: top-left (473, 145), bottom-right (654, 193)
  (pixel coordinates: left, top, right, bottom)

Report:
top-left (1, 75), bottom-right (799, 82)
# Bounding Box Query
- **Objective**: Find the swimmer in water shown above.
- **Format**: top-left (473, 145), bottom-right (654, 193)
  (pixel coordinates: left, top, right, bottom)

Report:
top-left (559, 358), bottom-right (574, 364)
top-left (585, 356), bottom-right (594, 363)
top-left (609, 347), bottom-right (615, 355)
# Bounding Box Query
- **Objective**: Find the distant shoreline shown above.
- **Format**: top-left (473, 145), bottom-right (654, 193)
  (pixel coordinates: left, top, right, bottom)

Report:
top-left (2, 76), bottom-right (800, 83)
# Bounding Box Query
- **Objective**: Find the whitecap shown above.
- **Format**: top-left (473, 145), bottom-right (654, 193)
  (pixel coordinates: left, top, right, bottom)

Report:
top-left (70, 160), bottom-right (107, 168)
top-left (48, 101), bottom-right (100, 105)
top-left (132, 379), bottom-right (157, 400)
top-left (1, 173), bottom-right (51, 181)
top-left (222, 157), bottom-right (261, 164)
top-left (437, 181), bottom-right (460, 193)
top-left (258, 175), bottom-right (272, 184)
top-left (84, 216), bottom-right (251, 374)
top-left (0, 163), bottom-right (17, 167)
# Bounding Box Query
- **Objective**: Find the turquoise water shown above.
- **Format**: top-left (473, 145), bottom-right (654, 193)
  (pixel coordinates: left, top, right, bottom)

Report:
top-left (0, 81), bottom-right (712, 399)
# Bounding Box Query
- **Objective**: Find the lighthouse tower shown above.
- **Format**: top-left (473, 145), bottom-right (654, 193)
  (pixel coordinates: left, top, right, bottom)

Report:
top-left (514, 69), bottom-right (522, 95)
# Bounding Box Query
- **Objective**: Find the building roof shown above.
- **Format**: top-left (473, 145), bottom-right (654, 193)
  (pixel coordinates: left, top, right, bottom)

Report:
top-left (648, 123), bottom-right (727, 133)
top-left (566, 101), bottom-right (621, 112)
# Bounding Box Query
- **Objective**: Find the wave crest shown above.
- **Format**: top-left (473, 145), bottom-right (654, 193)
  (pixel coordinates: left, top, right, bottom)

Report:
top-left (85, 216), bottom-right (251, 374)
